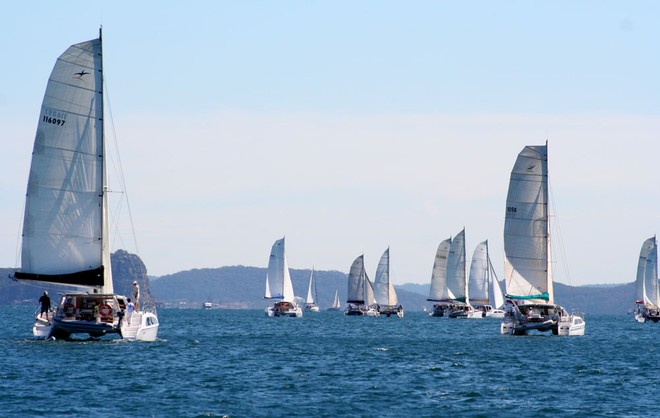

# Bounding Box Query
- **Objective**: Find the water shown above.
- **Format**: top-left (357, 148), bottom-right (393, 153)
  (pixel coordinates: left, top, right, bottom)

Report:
top-left (0, 307), bottom-right (658, 417)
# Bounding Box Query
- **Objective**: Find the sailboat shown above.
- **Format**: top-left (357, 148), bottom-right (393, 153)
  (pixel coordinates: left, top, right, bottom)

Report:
top-left (500, 143), bottom-right (585, 336)
top-left (304, 267), bottom-right (320, 312)
top-left (264, 237), bottom-right (302, 317)
top-left (345, 255), bottom-right (379, 316)
top-left (373, 248), bottom-right (404, 318)
top-left (467, 240), bottom-right (505, 318)
top-left (634, 236), bottom-right (660, 323)
top-left (14, 29), bottom-right (158, 341)
top-left (327, 289), bottom-right (341, 311)
top-left (427, 230), bottom-right (480, 318)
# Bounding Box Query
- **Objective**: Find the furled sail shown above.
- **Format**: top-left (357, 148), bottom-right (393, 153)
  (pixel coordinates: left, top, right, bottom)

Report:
top-left (374, 247), bottom-right (398, 306)
top-left (15, 36), bottom-right (112, 292)
top-left (503, 144), bottom-right (552, 304)
top-left (428, 238), bottom-right (452, 301)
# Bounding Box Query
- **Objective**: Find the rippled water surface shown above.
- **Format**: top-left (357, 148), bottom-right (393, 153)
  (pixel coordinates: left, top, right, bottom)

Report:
top-left (1, 307), bottom-right (658, 417)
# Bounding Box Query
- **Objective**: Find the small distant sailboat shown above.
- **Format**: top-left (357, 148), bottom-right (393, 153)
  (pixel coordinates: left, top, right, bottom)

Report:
top-left (304, 267), bottom-right (321, 312)
top-left (500, 143), bottom-right (585, 336)
top-left (264, 238), bottom-right (302, 317)
top-left (15, 29), bottom-right (158, 341)
top-left (634, 236), bottom-right (660, 323)
top-left (203, 302), bottom-right (213, 309)
top-left (373, 248), bottom-right (404, 318)
top-left (327, 289), bottom-right (342, 311)
top-left (467, 240), bottom-right (505, 318)
top-left (427, 229), bottom-right (480, 318)
top-left (345, 255), bottom-right (380, 316)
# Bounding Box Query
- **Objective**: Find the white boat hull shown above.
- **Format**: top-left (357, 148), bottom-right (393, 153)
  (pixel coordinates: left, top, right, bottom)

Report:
top-left (266, 305), bottom-right (303, 317)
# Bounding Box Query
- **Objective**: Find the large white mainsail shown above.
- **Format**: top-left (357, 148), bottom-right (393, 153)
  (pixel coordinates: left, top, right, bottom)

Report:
top-left (468, 240), bottom-right (489, 305)
top-left (446, 229), bottom-right (467, 303)
top-left (644, 240), bottom-right (659, 307)
top-left (503, 144), bottom-right (552, 303)
top-left (636, 237), bottom-right (656, 305)
top-left (374, 247), bottom-right (399, 306)
top-left (15, 35), bottom-right (112, 293)
top-left (264, 238), bottom-right (294, 302)
top-left (428, 238), bottom-right (453, 301)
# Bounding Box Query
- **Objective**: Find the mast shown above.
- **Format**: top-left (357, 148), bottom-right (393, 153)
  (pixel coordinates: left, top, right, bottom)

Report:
top-left (545, 140), bottom-right (552, 304)
top-left (99, 27), bottom-right (113, 294)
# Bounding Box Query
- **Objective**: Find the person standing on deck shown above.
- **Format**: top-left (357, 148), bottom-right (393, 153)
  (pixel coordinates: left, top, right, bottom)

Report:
top-left (38, 291), bottom-right (51, 320)
top-left (132, 281), bottom-right (140, 310)
top-left (126, 298), bottom-right (135, 325)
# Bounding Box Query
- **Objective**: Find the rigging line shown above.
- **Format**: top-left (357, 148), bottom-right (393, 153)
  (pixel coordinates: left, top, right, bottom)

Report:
top-left (103, 77), bottom-right (140, 256)
top-left (548, 181), bottom-right (573, 286)
top-left (14, 204), bottom-right (25, 270)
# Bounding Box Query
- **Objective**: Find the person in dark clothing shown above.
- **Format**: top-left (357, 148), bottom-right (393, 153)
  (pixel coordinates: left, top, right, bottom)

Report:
top-left (38, 291), bottom-right (51, 320)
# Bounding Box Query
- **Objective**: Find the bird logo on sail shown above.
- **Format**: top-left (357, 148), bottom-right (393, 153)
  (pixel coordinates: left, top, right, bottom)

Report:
top-left (72, 69), bottom-right (89, 80)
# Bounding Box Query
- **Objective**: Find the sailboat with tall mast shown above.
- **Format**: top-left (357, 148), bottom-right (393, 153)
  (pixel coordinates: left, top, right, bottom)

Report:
top-left (427, 229), bottom-right (479, 318)
top-left (468, 240), bottom-right (505, 318)
top-left (634, 236), bottom-right (660, 323)
top-left (327, 289), bottom-right (341, 311)
top-left (345, 255), bottom-right (379, 316)
top-left (264, 237), bottom-right (302, 317)
top-left (14, 29), bottom-right (158, 341)
top-left (500, 143), bottom-right (585, 336)
top-left (304, 267), bottom-right (320, 312)
top-left (373, 248), bottom-right (403, 318)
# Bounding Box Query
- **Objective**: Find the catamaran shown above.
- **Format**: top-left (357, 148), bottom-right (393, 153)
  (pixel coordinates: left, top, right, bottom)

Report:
top-left (467, 240), bottom-right (505, 318)
top-left (345, 255), bottom-right (379, 316)
top-left (427, 230), bottom-right (480, 318)
top-left (14, 29), bottom-right (158, 341)
top-left (634, 236), bottom-right (660, 323)
top-left (373, 248), bottom-right (404, 318)
top-left (500, 143), bottom-right (585, 336)
top-left (264, 237), bottom-right (302, 317)
top-left (304, 267), bottom-right (320, 312)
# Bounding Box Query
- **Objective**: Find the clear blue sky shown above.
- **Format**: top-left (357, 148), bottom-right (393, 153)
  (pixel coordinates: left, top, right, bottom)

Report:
top-left (1, 1), bottom-right (659, 287)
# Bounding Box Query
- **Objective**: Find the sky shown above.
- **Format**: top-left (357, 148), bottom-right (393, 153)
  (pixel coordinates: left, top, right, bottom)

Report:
top-left (1, 1), bottom-right (659, 287)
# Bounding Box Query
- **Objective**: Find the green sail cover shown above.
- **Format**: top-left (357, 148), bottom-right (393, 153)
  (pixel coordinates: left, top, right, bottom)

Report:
top-left (506, 292), bottom-right (549, 301)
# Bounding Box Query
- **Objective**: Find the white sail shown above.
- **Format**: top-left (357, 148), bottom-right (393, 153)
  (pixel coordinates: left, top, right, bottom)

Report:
top-left (305, 267), bottom-right (317, 304)
top-left (644, 240), bottom-right (659, 307)
top-left (491, 264), bottom-right (505, 309)
top-left (636, 237), bottom-right (655, 303)
top-left (16, 36), bottom-right (112, 293)
top-left (428, 238), bottom-right (452, 301)
top-left (331, 289), bottom-right (341, 309)
top-left (446, 229), bottom-right (467, 302)
top-left (264, 238), bottom-right (294, 302)
top-left (374, 247), bottom-right (399, 306)
top-left (468, 240), bottom-right (489, 304)
top-left (347, 255), bottom-right (365, 304)
top-left (503, 144), bottom-right (552, 303)
top-left (365, 273), bottom-right (376, 306)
